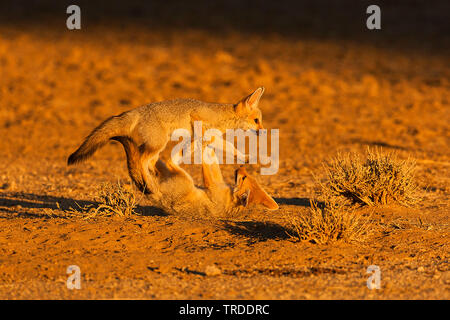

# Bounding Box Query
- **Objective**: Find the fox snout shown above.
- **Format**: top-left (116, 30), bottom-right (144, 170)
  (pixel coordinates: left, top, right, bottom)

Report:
top-left (255, 119), bottom-right (264, 132)
top-left (255, 126), bottom-right (263, 136)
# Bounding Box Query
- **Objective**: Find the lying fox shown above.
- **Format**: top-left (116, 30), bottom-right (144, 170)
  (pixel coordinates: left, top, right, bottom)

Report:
top-left (68, 88), bottom-right (266, 195)
top-left (112, 136), bottom-right (278, 217)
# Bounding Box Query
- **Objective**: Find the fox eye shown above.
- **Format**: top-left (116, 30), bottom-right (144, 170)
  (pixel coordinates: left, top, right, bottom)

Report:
top-left (254, 118), bottom-right (259, 124)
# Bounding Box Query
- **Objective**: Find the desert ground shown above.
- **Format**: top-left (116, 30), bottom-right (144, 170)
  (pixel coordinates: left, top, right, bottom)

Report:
top-left (0, 1), bottom-right (448, 299)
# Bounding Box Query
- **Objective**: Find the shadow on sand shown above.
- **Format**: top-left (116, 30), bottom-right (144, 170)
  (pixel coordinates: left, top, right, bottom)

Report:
top-left (0, 192), bottom-right (166, 218)
top-left (274, 197), bottom-right (311, 207)
top-left (222, 220), bottom-right (292, 241)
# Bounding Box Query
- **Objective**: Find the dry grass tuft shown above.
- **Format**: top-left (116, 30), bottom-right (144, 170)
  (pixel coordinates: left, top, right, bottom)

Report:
top-left (287, 148), bottom-right (419, 244)
top-left (288, 199), bottom-right (370, 244)
top-left (70, 181), bottom-right (141, 219)
top-left (320, 148), bottom-right (418, 206)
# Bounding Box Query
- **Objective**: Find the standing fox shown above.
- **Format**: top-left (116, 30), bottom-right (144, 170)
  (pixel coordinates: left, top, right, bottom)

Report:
top-left (112, 136), bottom-right (278, 217)
top-left (68, 87), bottom-right (266, 194)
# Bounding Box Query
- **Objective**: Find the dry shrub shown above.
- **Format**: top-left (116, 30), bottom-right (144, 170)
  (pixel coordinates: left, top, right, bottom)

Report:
top-left (320, 148), bottom-right (417, 206)
top-left (288, 199), bottom-right (370, 244)
top-left (72, 181), bottom-right (140, 219)
top-left (287, 148), bottom-right (418, 244)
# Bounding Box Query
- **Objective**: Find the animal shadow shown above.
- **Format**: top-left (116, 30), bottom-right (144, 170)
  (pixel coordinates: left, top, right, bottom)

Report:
top-left (223, 220), bottom-right (291, 241)
top-left (274, 197), bottom-right (311, 207)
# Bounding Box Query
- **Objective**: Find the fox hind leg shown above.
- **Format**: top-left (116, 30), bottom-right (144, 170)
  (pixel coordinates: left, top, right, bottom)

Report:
top-left (138, 143), bottom-right (168, 197)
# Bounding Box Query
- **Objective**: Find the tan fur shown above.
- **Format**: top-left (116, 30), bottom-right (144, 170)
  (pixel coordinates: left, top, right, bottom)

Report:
top-left (68, 88), bottom-right (266, 195)
top-left (113, 136), bottom-right (278, 217)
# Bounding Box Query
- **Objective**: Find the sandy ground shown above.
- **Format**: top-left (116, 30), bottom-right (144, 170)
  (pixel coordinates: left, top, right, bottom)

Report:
top-left (0, 1), bottom-right (449, 299)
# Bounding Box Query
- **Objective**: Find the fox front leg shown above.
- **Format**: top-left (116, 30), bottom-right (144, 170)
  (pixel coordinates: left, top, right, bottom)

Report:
top-left (206, 136), bottom-right (251, 164)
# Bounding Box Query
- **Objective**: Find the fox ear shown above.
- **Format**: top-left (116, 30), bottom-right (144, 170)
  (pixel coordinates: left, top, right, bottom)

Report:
top-left (235, 87), bottom-right (265, 113)
top-left (246, 177), bottom-right (279, 211)
top-left (245, 87), bottom-right (265, 109)
top-left (249, 189), bottom-right (279, 210)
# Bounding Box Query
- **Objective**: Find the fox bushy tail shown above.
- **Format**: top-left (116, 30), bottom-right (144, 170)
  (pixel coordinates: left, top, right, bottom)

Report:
top-left (67, 113), bottom-right (131, 165)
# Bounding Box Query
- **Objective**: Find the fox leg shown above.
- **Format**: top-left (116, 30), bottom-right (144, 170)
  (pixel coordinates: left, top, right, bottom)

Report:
top-left (138, 145), bottom-right (166, 196)
top-left (164, 141), bottom-right (195, 182)
top-left (205, 135), bottom-right (251, 164)
top-left (166, 137), bottom-right (223, 189)
top-left (201, 146), bottom-right (225, 189)
top-left (111, 137), bottom-right (163, 195)
top-left (110, 136), bottom-right (150, 194)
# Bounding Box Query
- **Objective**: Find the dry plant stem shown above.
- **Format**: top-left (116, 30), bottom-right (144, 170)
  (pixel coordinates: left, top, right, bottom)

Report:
top-left (321, 148), bottom-right (418, 206)
top-left (68, 181), bottom-right (142, 219)
top-left (289, 199), bottom-right (371, 244)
